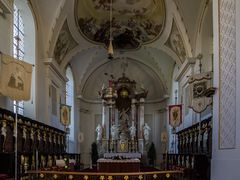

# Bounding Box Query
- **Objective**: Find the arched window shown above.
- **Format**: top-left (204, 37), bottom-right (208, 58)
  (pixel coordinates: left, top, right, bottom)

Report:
top-left (66, 66), bottom-right (74, 140)
top-left (13, 4), bottom-right (24, 115)
top-left (12, 1), bottom-right (36, 119)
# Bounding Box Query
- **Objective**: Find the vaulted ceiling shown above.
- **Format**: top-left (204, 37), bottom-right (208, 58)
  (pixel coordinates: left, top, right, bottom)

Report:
top-left (30, 0), bottom-right (212, 102)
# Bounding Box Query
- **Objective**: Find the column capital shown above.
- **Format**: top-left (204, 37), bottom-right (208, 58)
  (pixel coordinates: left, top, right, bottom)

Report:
top-left (131, 98), bottom-right (137, 104)
top-left (139, 98), bottom-right (145, 103)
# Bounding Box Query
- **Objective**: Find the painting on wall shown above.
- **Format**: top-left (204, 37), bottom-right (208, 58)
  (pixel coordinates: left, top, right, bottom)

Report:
top-left (75, 0), bottom-right (165, 49)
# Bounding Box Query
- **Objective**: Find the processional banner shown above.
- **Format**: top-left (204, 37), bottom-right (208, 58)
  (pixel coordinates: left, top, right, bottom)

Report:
top-left (60, 104), bottom-right (71, 126)
top-left (168, 104), bottom-right (182, 128)
top-left (0, 53), bottom-right (32, 101)
top-left (188, 72), bottom-right (212, 113)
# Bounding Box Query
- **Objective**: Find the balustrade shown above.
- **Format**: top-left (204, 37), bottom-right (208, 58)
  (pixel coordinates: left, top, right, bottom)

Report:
top-left (164, 117), bottom-right (212, 180)
top-left (176, 117), bottom-right (212, 154)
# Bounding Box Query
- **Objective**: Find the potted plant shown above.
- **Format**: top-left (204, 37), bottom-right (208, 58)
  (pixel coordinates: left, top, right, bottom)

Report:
top-left (91, 142), bottom-right (99, 166)
top-left (147, 142), bottom-right (156, 166)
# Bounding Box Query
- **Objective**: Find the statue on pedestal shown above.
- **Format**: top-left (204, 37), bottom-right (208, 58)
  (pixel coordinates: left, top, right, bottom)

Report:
top-left (1, 121), bottom-right (7, 151)
top-left (143, 123), bottom-right (151, 142)
top-left (129, 121), bottom-right (136, 140)
top-left (111, 124), bottom-right (119, 140)
top-left (96, 124), bottom-right (102, 141)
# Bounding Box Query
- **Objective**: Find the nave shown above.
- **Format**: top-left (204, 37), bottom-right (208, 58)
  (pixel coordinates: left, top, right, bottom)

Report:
top-left (0, 0), bottom-right (240, 180)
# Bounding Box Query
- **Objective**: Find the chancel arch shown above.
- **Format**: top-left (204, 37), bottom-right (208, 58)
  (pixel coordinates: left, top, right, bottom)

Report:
top-left (78, 57), bottom-right (170, 102)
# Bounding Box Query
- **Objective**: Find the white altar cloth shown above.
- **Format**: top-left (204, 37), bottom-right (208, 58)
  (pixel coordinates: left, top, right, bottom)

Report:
top-left (103, 152), bottom-right (141, 159)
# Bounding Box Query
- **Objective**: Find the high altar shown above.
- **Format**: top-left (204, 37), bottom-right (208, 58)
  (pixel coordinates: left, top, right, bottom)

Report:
top-left (97, 73), bottom-right (149, 158)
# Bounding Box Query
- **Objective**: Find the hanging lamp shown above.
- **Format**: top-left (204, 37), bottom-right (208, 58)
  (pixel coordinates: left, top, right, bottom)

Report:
top-left (107, 0), bottom-right (114, 60)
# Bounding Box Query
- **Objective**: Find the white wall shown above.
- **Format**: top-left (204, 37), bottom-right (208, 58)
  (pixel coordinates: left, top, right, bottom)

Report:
top-left (211, 0), bottom-right (240, 180)
top-left (0, 1), bottom-right (14, 111)
top-left (79, 101), bottom-right (102, 166)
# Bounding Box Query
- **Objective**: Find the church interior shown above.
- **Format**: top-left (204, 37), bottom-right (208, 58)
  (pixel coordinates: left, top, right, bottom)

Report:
top-left (0, 0), bottom-right (240, 179)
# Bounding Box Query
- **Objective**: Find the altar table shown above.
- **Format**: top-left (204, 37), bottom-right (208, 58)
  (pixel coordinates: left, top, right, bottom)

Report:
top-left (97, 158), bottom-right (140, 172)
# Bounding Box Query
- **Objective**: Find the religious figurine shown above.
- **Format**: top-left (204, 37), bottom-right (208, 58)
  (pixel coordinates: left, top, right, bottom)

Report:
top-left (120, 108), bottom-right (129, 122)
top-left (30, 127), bottom-right (34, 140)
top-left (111, 124), bottom-right (119, 140)
top-left (129, 121), bottom-right (136, 140)
top-left (1, 121), bottom-right (7, 152)
top-left (143, 123), bottom-right (151, 142)
top-left (95, 123), bottom-right (102, 141)
top-left (22, 126), bottom-right (27, 151)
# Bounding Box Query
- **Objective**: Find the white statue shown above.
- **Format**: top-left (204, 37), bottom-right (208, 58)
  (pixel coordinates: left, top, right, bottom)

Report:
top-left (95, 124), bottom-right (102, 141)
top-left (1, 121), bottom-right (7, 151)
top-left (143, 123), bottom-right (151, 141)
top-left (129, 121), bottom-right (136, 140)
top-left (111, 124), bottom-right (119, 140)
top-left (1, 121), bottom-right (7, 137)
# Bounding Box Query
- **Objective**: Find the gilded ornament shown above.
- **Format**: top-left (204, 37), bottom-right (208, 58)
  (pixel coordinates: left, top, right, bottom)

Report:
top-left (53, 174), bottom-right (58, 179)
top-left (107, 176), bottom-right (113, 180)
top-left (166, 173), bottom-right (170, 178)
top-left (99, 175), bottom-right (105, 180)
top-left (153, 174), bottom-right (157, 179)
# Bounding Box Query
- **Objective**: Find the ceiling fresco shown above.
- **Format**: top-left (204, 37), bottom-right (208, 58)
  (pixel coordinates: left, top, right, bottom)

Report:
top-left (165, 20), bottom-right (186, 63)
top-left (75, 0), bottom-right (166, 50)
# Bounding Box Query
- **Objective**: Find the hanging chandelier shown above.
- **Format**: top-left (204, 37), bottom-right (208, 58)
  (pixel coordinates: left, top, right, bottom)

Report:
top-left (107, 0), bottom-right (114, 60)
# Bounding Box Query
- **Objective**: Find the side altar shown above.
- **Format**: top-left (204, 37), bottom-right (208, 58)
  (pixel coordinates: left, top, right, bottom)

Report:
top-left (96, 73), bottom-right (151, 157)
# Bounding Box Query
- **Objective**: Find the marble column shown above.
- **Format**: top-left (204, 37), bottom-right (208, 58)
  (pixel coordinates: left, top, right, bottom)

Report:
top-left (131, 98), bottom-right (137, 150)
top-left (109, 104), bottom-right (113, 139)
top-left (138, 98), bottom-right (145, 154)
top-left (131, 99), bottom-right (136, 123)
top-left (139, 98), bottom-right (145, 138)
top-left (101, 100), bottom-right (106, 138)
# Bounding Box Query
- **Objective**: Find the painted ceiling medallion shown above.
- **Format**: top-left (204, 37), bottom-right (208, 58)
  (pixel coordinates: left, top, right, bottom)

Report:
top-left (75, 0), bottom-right (165, 49)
